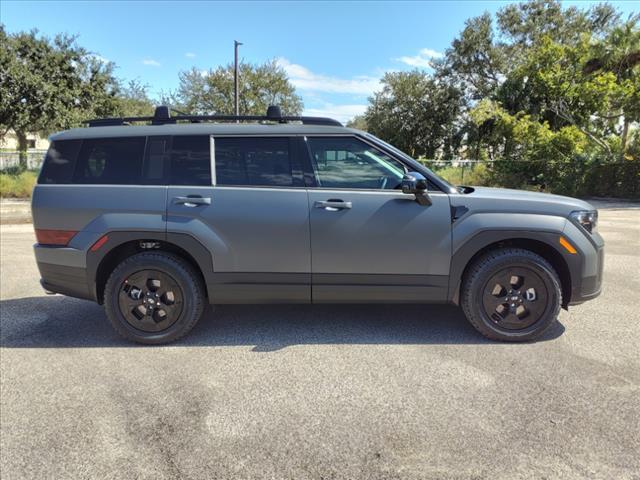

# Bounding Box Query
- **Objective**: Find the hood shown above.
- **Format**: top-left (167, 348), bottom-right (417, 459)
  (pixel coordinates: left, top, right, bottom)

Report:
top-left (453, 186), bottom-right (595, 217)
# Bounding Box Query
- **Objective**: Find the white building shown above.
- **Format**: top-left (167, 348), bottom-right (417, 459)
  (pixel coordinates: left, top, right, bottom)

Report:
top-left (0, 130), bottom-right (50, 151)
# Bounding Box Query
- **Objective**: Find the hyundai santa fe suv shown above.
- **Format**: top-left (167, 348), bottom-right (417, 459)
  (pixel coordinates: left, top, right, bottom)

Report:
top-left (31, 106), bottom-right (604, 344)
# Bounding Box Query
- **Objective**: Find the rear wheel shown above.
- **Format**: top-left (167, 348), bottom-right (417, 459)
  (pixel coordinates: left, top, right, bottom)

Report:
top-left (104, 252), bottom-right (205, 344)
top-left (461, 248), bottom-right (562, 341)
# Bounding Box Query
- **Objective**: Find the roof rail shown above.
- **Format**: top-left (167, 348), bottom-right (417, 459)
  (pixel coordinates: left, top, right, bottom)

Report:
top-left (86, 105), bottom-right (342, 127)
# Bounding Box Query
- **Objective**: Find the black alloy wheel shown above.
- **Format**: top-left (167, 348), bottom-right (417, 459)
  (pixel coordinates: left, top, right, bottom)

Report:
top-left (104, 252), bottom-right (206, 344)
top-left (461, 248), bottom-right (562, 342)
top-left (481, 266), bottom-right (548, 330)
top-left (118, 269), bottom-right (184, 332)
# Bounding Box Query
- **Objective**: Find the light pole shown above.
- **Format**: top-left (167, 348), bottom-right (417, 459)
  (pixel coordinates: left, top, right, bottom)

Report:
top-left (234, 40), bottom-right (242, 116)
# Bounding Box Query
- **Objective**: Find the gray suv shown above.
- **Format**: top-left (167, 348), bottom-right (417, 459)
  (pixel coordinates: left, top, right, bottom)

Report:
top-left (31, 106), bottom-right (604, 344)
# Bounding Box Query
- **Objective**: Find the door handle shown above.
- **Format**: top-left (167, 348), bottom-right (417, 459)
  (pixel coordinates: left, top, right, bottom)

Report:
top-left (173, 196), bottom-right (211, 207)
top-left (314, 199), bottom-right (352, 211)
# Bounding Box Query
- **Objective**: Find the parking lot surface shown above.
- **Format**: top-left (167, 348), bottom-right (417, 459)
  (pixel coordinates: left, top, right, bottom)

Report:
top-left (1, 202), bottom-right (639, 479)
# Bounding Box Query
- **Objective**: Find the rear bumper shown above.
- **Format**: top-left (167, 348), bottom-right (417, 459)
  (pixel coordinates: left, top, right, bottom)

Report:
top-left (34, 244), bottom-right (94, 301)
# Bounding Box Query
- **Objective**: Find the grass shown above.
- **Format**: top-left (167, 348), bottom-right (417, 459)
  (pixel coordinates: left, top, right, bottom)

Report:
top-left (0, 171), bottom-right (38, 198)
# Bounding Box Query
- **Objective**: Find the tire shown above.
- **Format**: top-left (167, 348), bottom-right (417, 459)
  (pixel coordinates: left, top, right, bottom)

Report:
top-left (461, 248), bottom-right (562, 342)
top-left (104, 252), bottom-right (206, 344)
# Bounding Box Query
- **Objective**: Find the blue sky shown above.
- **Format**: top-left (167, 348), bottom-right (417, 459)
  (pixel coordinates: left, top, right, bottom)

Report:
top-left (2, 0), bottom-right (637, 122)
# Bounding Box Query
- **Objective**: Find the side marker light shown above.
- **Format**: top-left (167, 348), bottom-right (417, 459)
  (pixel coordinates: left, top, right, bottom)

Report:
top-left (559, 236), bottom-right (577, 254)
top-left (90, 235), bottom-right (109, 252)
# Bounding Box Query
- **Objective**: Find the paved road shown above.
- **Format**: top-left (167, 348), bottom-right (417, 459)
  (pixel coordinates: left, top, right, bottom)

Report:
top-left (1, 203), bottom-right (639, 479)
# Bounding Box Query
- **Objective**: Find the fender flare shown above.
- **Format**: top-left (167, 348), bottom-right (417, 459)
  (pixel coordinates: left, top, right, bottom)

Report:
top-left (86, 231), bottom-right (215, 302)
top-left (447, 229), bottom-right (582, 304)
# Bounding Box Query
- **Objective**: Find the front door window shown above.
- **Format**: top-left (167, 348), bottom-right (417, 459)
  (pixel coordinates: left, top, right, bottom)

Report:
top-left (306, 137), bottom-right (406, 190)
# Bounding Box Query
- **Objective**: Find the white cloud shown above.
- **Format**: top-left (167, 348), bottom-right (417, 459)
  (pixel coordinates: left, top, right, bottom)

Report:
top-left (142, 58), bottom-right (161, 67)
top-left (185, 52), bottom-right (196, 58)
top-left (304, 104), bottom-right (368, 124)
top-left (276, 57), bottom-right (380, 96)
top-left (395, 48), bottom-right (444, 69)
top-left (419, 48), bottom-right (444, 59)
top-left (90, 54), bottom-right (110, 64)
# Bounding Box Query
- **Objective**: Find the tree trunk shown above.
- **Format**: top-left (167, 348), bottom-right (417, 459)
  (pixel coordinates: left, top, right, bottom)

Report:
top-left (620, 117), bottom-right (630, 162)
top-left (16, 131), bottom-right (28, 169)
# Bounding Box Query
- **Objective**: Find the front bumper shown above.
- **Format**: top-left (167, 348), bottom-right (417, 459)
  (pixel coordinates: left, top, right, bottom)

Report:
top-left (568, 247), bottom-right (604, 305)
top-left (563, 222), bottom-right (605, 306)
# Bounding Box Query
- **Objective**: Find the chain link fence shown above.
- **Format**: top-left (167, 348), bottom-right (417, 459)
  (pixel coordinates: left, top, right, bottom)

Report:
top-left (419, 159), bottom-right (640, 198)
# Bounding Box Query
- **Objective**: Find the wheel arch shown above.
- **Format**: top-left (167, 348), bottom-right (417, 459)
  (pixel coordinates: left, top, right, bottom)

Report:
top-left (87, 231), bottom-right (215, 304)
top-left (449, 231), bottom-right (577, 308)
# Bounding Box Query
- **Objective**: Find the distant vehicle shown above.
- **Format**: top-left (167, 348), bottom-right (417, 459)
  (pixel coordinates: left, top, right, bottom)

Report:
top-left (31, 106), bottom-right (604, 344)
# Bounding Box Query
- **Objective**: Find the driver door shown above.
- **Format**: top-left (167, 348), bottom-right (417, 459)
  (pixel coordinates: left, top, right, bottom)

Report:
top-left (305, 136), bottom-right (452, 302)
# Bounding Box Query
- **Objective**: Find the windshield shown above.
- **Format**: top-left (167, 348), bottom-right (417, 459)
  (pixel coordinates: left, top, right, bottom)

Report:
top-left (364, 133), bottom-right (457, 192)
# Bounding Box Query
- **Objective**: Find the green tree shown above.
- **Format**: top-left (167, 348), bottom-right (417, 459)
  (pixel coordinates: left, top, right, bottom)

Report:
top-left (584, 16), bottom-right (640, 158)
top-left (115, 80), bottom-right (156, 117)
top-left (496, 0), bottom-right (618, 51)
top-left (435, 13), bottom-right (506, 101)
top-left (346, 115), bottom-right (368, 131)
top-left (0, 26), bottom-right (120, 165)
top-left (355, 0), bottom-right (639, 195)
top-left (173, 60), bottom-right (302, 115)
top-left (364, 71), bottom-right (464, 158)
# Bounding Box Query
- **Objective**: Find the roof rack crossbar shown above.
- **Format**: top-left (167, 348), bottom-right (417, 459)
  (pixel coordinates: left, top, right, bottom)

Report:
top-left (86, 105), bottom-right (342, 127)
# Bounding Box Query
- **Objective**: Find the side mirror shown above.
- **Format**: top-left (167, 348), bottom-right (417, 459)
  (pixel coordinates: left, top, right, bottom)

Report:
top-left (401, 172), bottom-right (431, 206)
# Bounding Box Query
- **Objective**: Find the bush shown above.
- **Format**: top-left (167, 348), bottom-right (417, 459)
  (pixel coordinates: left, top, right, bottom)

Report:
top-left (0, 171), bottom-right (38, 198)
top-left (429, 163), bottom-right (491, 187)
top-left (421, 158), bottom-right (639, 198)
top-left (486, 159), bottom-right (640, 198)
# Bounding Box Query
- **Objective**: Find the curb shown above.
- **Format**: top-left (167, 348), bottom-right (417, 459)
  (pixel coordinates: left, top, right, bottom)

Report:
top-left (0, 198), bottom-right (32, 224)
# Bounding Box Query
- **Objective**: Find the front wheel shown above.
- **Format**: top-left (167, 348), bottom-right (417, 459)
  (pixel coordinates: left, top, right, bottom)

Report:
top-left (461, 248), bottom-right (562, 342)
top-left (104, 252), bottom-right (206, 344)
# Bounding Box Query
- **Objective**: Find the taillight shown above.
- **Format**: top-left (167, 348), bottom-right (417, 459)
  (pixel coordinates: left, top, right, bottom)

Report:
top-left (35, 229), bottom-right (78, 246)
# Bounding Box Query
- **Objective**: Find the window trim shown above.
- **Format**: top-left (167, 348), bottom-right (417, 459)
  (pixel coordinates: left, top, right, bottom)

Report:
top-left (210, 135), bottom-right (304, 189)
top-left (210, 135), bottom-right (216, 186)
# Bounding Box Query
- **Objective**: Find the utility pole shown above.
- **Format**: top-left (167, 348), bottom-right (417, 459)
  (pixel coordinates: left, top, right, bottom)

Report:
top-left (234, 40), bottom-right (243, 116)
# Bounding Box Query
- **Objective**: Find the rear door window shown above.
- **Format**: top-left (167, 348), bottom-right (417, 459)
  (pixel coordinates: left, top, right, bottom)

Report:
top-left (38, 140), bottom-right (82, 184)
top-left (73, 137), bottom-right (146, 184)
top-left (170, 136), bottom-right (211, 186)
top-left (215, 137), bottom-right (296, 187)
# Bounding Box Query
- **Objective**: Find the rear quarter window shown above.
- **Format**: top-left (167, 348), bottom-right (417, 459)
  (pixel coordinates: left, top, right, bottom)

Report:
top-left (38, 140), bottom-right (82, 184)
top-left (73, 137), bottom-right (146, 184)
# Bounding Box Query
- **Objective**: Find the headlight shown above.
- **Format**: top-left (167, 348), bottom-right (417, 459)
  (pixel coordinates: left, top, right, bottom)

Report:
top-left (570, 210), bottom-right (598, 234)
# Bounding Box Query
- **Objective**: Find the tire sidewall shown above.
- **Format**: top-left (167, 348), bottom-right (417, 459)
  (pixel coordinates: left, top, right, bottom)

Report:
top-left (105, 253), bottom-right (203, 344)
top-left (467, 252), bottom-right (561, 340)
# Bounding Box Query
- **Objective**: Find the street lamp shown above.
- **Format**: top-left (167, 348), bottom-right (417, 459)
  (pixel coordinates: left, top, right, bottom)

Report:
top-left (234, 40), bottom-right (243, 116)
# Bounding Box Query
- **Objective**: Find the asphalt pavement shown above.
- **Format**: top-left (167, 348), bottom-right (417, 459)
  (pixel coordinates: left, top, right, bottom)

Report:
top-left (1, 201), bottom-right (639, 479)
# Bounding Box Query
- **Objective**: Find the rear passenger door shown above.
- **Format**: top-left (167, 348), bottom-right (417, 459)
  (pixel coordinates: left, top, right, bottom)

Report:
top-left (166, 136), bottom-right (311, 303)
